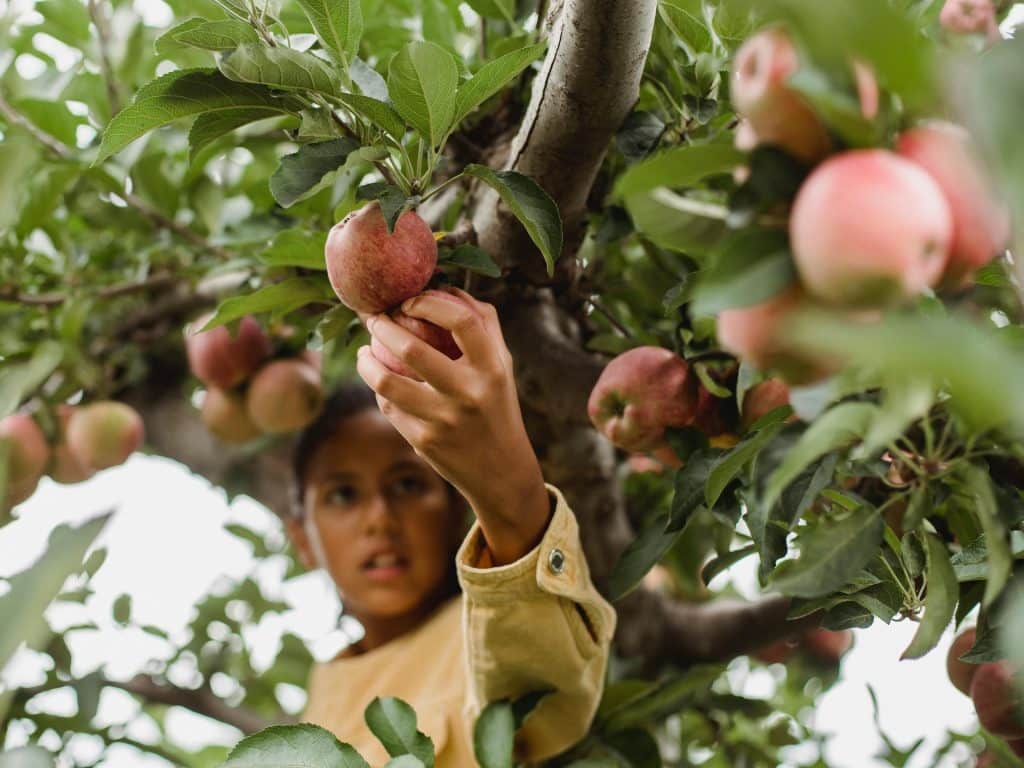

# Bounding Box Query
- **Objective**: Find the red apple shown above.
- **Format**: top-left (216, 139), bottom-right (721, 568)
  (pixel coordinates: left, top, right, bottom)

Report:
top-left (1009, 738), bottom-right (1024, 759)
top-left (246, 359), bottom-right (324, 434)
top-left (67, 401), bottom-right (145, 470)
top-left (971, 662), bottom-right (1024, 738)
top-left (0, 413), bottom-right (49, 488)
top-left (741, 379), bottom-right (794, 432)
top-left (185, 314), bottom-right (272, 390)
top-left (753, 636), bottom-right (800, 665)
top-left (791, 150), bottom-right (953, 307)
top-left (729, 27), bottom-right (832, 163)
top-left (368, 290), bottom-right (472, 380)
top-left (691, 384), bottom-right (728, 438)
top-left (588, 347), bottom-right (699, 453)
top-left (947, 627), bottom-right (980, 696)
top-left (325, 201), bottom-right (438, 314)
top-left (50, 405), bottom-right (96, 484)
top-left (803, 629), bottom-right (854, 663)
top-left (201, 389), bottom-right (263, 444)
top-left (940, 0), bottom-right (999, 36)
top-left (896, 122), bottom-right (1011, 287)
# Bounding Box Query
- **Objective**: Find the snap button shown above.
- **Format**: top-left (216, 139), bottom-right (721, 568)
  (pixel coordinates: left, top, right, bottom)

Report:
top-left (548, 548), bottom-right (565, 574)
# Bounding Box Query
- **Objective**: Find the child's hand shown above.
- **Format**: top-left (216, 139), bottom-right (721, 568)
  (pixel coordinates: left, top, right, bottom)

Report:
top-left (355, 287), bottom-right (551, 565)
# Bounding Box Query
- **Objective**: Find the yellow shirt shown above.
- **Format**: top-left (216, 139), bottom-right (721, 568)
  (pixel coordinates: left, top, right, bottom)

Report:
top-left (301, 483), bottom-right (617, 767)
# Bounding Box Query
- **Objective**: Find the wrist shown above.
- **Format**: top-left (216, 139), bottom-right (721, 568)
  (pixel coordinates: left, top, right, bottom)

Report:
top-left (468, 464), bottom-right (551, 565)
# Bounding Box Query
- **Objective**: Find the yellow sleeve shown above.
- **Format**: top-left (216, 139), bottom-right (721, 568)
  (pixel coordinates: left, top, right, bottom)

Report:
top-left (455, 482), bottom-right (617, 763)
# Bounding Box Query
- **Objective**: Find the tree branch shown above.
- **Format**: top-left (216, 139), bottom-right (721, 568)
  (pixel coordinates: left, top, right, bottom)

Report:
top-left (0, 273), bottom-right (180, 308)
top-left (87, 0), bottom-right (123, 114)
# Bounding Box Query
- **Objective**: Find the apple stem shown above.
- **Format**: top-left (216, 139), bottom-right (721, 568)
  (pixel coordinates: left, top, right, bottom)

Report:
top-left (586, 297), bottom-right (635, 340)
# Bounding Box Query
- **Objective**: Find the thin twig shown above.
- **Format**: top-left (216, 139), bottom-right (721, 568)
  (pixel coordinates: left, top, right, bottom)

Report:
top-left (87, 0), bottom-right (123, 114)
top-left (586, 296), bottom-right (634, 339)
top-left (0, 273), bottom-right (179, 307)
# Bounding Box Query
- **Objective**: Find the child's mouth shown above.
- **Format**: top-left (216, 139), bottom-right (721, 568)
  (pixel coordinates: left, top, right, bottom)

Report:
top-left (362, 552), bottom-right (409, 581)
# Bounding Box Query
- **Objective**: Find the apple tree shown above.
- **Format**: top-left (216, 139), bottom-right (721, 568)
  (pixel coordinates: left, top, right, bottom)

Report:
top-left (2, 0), bottom-right (1024, 765)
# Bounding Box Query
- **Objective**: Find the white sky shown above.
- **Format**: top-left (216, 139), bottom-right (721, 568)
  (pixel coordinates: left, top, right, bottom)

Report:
top-left (0, 454), bottom-right (983, 768)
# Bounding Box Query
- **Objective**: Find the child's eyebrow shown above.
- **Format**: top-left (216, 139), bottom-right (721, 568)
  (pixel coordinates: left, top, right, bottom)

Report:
top-left (388, 459), bottom-right (427, 473)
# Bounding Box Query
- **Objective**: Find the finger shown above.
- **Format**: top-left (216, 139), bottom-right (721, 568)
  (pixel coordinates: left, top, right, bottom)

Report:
top-left (399, 289), bottom-right (495, 369)
top-left (355, 345), bottom-right (442, 421)
top-left (442, 287), bottom-right (513, 369)
top-left (366, 313), bottom-right (466, 396)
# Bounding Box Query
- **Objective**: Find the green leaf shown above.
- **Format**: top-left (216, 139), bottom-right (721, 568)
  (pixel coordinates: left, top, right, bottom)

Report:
top-left (452, 42), bottom-right (547, 127)
top-left (261, 229), bottom-right (328, 269)
top-left (1001, 585), bottom-right (1024, 704)
top-left (220, 44), bottom-right (342, 94)
top-left (0, 515), bottom-right (110, 670)
top-left (473, 702), bottom-right (514, 768)
top-left (270, 138), bottom-right (361, 207)
top-left (173, 19), bottom-right (260, 49)
top-left (338, 93), bottom-right (406, 139)
top-left (0, 747), bottom-right (56, 768)
top-left (384, 758), bottom-right (424, 768)
top-left (667, 449), bottom-right (723, 532)
top-left (659, 0), bottom-right (712, 57)
top-left (961, 465), bottom-right (1012, 607)
top-left (82, 548), bottom-right (107, 578)
top-left (701, 544), bottom-right (757, 586)
top-left (0, 341), bottom-right (63, 419)
top-left (364, 698), bottom-right (435, 768)
top-left (295, 0), bottom-right (363, 65)
top-left (206, 277), bottom-right (337, 328)
top-left (705, 422), bottom-right (785, 508)
top-left (112, 593), bottom-right (132, 625)
top-left (690, 228), bottom-right (796, 317)
top-left (464, 0), bottom-right (515, 22)
top-left (762, 402), bottom-right (877, 512)
top-left (901, 533), bottom-right (957, 660)
top-left (96, 71), bottom-right (294, 163)
top-left (356, 183), bottom-right (411, 233)
top-left (220, 724), bottom-right (370, 768)
top-left (463, 165), bottom-right (562, 274)
top-left (387, 41), bottom-right (459, 147)
top-left (189, 107), bottom-right (286, 160)
top-left (438, 245), bottom-right (501, 277)
top-left (608, 513), bottom-right (681, 601)
top-left (852, 379), bottom-right (934, 461)
top-left (623, 189), bottom-right (725, 256)
top-left (154, 17), bottom-right (208, 56)
top-left (613, 144), bottom-right (744, 199)
top-left (769, 508), bottom-right (884, 598)
top-left (350, 57), bottom-right (389, 100)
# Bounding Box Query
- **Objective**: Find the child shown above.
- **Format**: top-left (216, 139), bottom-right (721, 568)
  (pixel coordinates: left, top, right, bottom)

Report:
top-left (285, 286), bottom-right (616, 766)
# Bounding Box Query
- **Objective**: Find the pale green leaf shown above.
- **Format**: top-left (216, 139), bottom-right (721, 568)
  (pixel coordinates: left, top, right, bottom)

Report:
top-left (473, 702), bottom-right (514, 768)
top-left (338, 93), bottom-right (406, 139)
top-left (220, 44), bottom-right (342, 94)
top-left (901, 533), bottom-right (957, 660)
top-left (188, 107), bottom-right (285, 160)
top-left (220, 724), bottom-right (370, 768)
top-left (205, 278), bottom-right (337, 328)
top-left (173, 19), bottom-right (260, 50)
top-left (452, 43), bottom-right (546, 127)
top-left (387, 41), bottom-right (459, 147)
top-left (364, 698), bottom-right (435, 768)
top-left (295, 0), bottom-right (363, 65)
top-left (270, 138), bottom-right (361, 207)
top-left (260, 229), bottom-right (328, 269)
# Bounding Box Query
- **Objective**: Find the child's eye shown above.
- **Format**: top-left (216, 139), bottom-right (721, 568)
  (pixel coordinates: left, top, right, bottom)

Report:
top-left (391, 475), bottom-right (425, 496)
top-left (326, 485), bottom-right (358, 505)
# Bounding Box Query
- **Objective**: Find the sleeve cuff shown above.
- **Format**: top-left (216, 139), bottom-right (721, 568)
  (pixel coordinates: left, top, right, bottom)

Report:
top-left (456, 483), bottom-right (597, 606)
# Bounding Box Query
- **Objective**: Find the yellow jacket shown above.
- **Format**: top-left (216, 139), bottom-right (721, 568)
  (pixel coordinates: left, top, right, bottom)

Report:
top-left (301, 483), bottom-right (617, 767)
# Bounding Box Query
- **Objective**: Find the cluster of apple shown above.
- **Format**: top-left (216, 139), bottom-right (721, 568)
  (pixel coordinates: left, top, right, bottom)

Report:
top-left (717, 24), bottom-right (1011, 386)
top-left (947, 628), bottom-right (1024, 758)
top-left (752, 627), bottom-right (854, 666)
top-left (185, 314), bottom-right (324, 443)
top-left (324, 200), bottom-right (475, 377)
top-left (587, 346), bottom-right (794, 464)
top-left (1, 401), bottom-right (144, 510)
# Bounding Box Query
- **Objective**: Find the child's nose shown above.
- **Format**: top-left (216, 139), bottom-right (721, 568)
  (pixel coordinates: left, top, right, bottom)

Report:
top-left (363, 494), bottom-right (399, 533)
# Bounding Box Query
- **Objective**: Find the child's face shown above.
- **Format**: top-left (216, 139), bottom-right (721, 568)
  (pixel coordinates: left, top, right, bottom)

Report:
top-left (288, 409), bottom-right (465, 625)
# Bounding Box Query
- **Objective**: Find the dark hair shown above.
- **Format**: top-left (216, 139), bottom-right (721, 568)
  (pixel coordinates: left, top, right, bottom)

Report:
top-left (290, 379), bottom-right (378, 518)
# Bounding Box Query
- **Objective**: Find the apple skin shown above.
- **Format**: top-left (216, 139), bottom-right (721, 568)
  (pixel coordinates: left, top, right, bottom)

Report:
top-left (1009, 738), bottom-right (1024, 758)
top-left (947, 627), bottom-right (980, 696)
top-left (717, 288), bottom-right (834, 386)
top-left (368, 290), bottom-right (474, 380)
top-left (0, 413), bottom-right (50, 487)
top-left (246, 359), bottom-right (324, 434)
top-left (971, 661), bottom-right (1024, 739)
top-left (791, 150), bottom-right (953, 307)
top-left (185, 314), bottom-right (272, 390)
top-left (50, 405), bottom-right (96, 484)
top-left (325, 201), bottom-right (438, 314)
top-left (896, 121), bottom-right (1011, 287)
top-left (202, 389), bottom-right (263, 444)
top-left (753, 636), bottom-right (800, 665)
top-left (588, 346), bottom-right (699, 453)
top-left (741, 379), bottom-right (793, 432)
top-left (729, 27), bottom-right (832, 163)
top-left (66, 401), bottom-right (145, 470)
top-left (803, 629), bottom-right (854, 663)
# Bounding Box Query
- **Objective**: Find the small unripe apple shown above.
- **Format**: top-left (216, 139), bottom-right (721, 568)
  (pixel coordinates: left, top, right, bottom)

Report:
top-left (729, 27), bottom-right (832, 163)
top-left (717, 288), bottom-right (833, 385)
top-left (67, 401), bottom-right (145, 470)
top-left (940, 0), bottom-right (998, 35)
top-left (791, 150), bottom-right (953, 306)
top-left (588, 347), bottom-right (699, 453)
top-left (0, 413), bottom-right (50, 488)
top-left (741, 379), bottom-right (793, 432)
top-left (947, 627), bottom-right (980, 696)
top-left (185, 314), bottom-right (272, 390)
top-left (246, 359), bottom-right (324, 434)
top-left (896, 122), bottom-right (1011, 287)
top-left (201, 389), bottom-right (263, 444)
top-left (753, 636), bottom-right (800, 665)
top-left (971, 661), bottom-right (1024, 738)
top-left (368, 290), bottom-right (472, 380)
top-left (803, 628), bottom-right (854, 663)
top-left (325, 201), bottom-right (438, 314)
top-left (50, 405), bottom-right (96, 484)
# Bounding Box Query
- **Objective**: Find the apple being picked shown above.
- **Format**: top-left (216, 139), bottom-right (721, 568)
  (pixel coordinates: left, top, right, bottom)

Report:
top-left (369, 290), bottom-right (474, 380)
top-left (588, 346), bottom-right (699, 453)
top-left (325, 201), bottom-right (438, 314)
